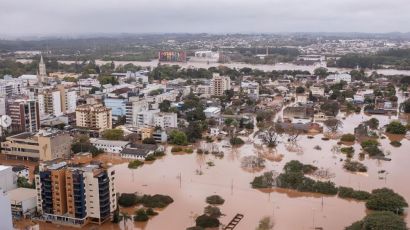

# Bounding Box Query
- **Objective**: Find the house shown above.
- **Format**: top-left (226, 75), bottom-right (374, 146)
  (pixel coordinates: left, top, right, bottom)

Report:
top-left (120, 144), bottom-right (161, 160)
top-left (204, 107), bottom-right (221, 118)
top-left (310, 86), bottom-right (325, 97)
top-left (295, 94), bottom-right (308, 104)
top-left (283, 106), bottom-right (311, 120)
top-left (90, 138), bottom-right (130, 153)
top-left (326, 73), bottom-right (352, 83)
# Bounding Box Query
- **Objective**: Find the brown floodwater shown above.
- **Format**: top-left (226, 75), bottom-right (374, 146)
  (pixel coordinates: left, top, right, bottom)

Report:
top-left (12, 93), bottom-right (410, 230)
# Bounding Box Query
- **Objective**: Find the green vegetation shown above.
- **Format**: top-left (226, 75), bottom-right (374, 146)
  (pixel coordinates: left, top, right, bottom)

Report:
top-left (118, 193), bottom-right (138, 207)
top-left (340, 133), bottom-right (356, 142)
top-left (230, 137), bottom-right (245, 146)
top-left (142, 137), bottom-right (156, 144)
top-left (338, 187), bottom-right (371, 201)
top-left (206, 195), bottom-right (225, 205)
top-left (256, 216), bottom-right (274, 230)
top-left (361, 139), bottom-right (384, 157)
top-left (320, 101), bottom-right (340, 116)
top-left (386, 121), bottom-right (407, 135)
top-left (17, 177), bottom-right (35, 189)
top-left (343, 160), bottom-right (367, 172)
top-left (341, 147), bottom-right (355, 158)
top-left (195, 214), bottom-right (220, 228)
top-left (134, 209), bottom-right (149, 222)
top-left (97, 75), bottom-right (118, 85)
top-left (118, 193), bottom-right (174, 208)
top-left (102, 129), bottom-right (124, 140)
top-left (204, 205), bottom-right (222, 218)
top-left (71, 134), bottom-right (103, 156)
top-left (390, 141), bottom-right (402, 147)
top-left (145, 155), bottom-right (156, 161)
top-left (346, 211), bottom-right (407, 230)
top-left (400, 98), bottom-right (410, 113)
top-left (366, 188), bottom-right (408, 214)
top-left (295, 86), bottom-right (305, 94)
top-left (169, 130), bottom-right (188, 145)
top-left (128, 160), bottom-right (144, 169)
top-left (283, 160), bottom-right (317, 174)
top-left (251, 171), bottom-right (275, 189)
top-left (366, 118), bottom-right (380, 129)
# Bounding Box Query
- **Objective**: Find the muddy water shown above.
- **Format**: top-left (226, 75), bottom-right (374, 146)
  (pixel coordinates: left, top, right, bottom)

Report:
top-left (104, 95), bottom-right (410, 230)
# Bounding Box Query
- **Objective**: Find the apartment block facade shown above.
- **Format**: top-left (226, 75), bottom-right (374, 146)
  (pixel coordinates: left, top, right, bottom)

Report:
top-left (35, 162), bottom-right (117, 226)
top-left (8, 99), bottom-right (40, 133)
top-left (210, 73), bottom-right (231, 96)
top-left (75, 104), bottom-right (112, 131)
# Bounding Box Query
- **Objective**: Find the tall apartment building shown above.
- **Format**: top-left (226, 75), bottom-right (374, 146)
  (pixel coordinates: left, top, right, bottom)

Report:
top-left (210, 73), bottom-right (231, 96)
top-left (7, 99), bottom-right (40, 133)
top-left (57, 85), bottom-right (77, 113)
top-left (35, 161), bottom-right (117, 226)
top-left (1, 129), bottom-right (71, 161)
top-left (38, 89), bottom-right (63, 117)
top-left (125, 98), bottom-right (149, 127)
top-left (76, 104), bottom-right (112, 131)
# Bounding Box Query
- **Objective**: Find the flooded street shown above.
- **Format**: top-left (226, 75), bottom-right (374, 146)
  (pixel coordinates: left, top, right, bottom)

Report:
top-left (103, 103), bottom-right (410, 229)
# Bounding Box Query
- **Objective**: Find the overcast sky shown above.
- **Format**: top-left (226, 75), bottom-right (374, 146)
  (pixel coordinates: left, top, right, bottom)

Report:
top-left (1, 0), bottom-right (409, 36)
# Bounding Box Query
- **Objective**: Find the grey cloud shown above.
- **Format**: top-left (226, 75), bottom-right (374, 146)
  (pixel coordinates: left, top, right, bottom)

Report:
top-left (0, 0), bottom-right (409, 36)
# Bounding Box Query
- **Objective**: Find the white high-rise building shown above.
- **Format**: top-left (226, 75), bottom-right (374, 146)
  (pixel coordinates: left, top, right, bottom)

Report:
top-left (0, 166), bottom-right (17, 192)
top-left (0, 190), bottom-right (13, 230)
top-left (153, 112), bottom-right (177, 129)
top-left (210, 73), bottom-right (231, 96)
top-left (126, 98), bottom-right (149, 127)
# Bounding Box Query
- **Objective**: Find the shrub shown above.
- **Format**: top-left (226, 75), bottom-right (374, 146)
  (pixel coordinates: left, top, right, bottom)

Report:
top-left (184, 148), bottom-right (194, 153)
top-left (338, 186), bottom-right (371, 201)
top-left (386, 121), bottom-right (407, 135)
top-left (340, 133), bottom-right (355, 142)
top-left (313, 181), bottom-right (338, 195)
top-left (361, 139), bottom-right (379, 148)
top-left (145, 155), bottom-right (156, 161)
top-left (128, 160), bottom-right (144, 169)
top-left (364, 145), bottom-right (384, 157)
top-left (197, 149), bottom-right (203, 154)
top-left (343, 161), bottom-right (367, 172)
top-left (195, 214), bottom-right (220, 228)
top-left (146, 208), bottom-right (158, 216)
top-left (153, 150), bottom-right (165, 157)
top-left (206, 195), bottom-right (225, 205)
top-left (118, 193), bottom-right (137, 207)
top-left (138, 194), bottom-right (174, 208)
top-left (102, 129), bottom-right (124, 140)
top-left (366, 118), bottom-right (379, 129)
top-left (283, 160), bottom-right (317, 174)
top-left (230, 137), bottom-right (244, 146)
top-left (251, 171), bottom-right (274, 189)
top-left (142, 137), bottom-right (157, 144)
top-left (346, 211), bottom-right (407, 230)
top-left (341, 147), bottom-right (355, 158)
top-left (171, 146), bottom-right (183, 152)
top-left (390, 141), bottom-right (402, 147)
top-left (169, 130), bottom-right (188, 145)
top-left (204, 205), bottom-right (222, 218)
top-left (366, 188), bottom-right (408, 214)
top-left (134, 209), bottom-right (149, 222)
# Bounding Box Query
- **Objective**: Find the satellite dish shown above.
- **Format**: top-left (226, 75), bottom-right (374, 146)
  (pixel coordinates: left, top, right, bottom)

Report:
top-left (1, 115), bottom-right (12, 128)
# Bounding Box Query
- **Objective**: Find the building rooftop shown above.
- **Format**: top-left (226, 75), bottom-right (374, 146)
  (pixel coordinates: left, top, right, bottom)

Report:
top-left (7, 188), bottom-right (37, 203)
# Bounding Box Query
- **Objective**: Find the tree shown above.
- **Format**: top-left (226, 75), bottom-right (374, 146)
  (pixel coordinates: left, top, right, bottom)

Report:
top-left (102, 129), bottom-right (124, 140)
top-left (400, 99), bottom-right (410, 113)
top-left (346, 211), bottom-right (407, 230)
top-left (195, 214), bottom-right (220, 228)
top-left (204, 205), bottom-right (222, 218)
top-left (324, 118), bottom-right (343, 133)
top-left (120, 212), bottom-right (132, 230)
top-left (159, 100), bottom-right (171, 112)
top-left (169, 130), bottom-right (188, 145)
top-left (206, 195), bottom-right (225, 205)
top-left (118, 193), bottom-right (138, 207)
top-left (134, 209), bottom-right (149, 222)
top-left (314, 67), bottom-right (328, 78)
top-left (257, 124), bottom-right (283, 147)
top-left (321, 101), bottom-right (340, 116)
top-left (386, 121), bottom-right (407, 135)
top-left (256, 216), bottom-right (274, 230)
top-left (340, 133), bottom-right (355, 142)
top-left (71, 134), bottom-right (92, 153)
top-left (142, 137), bottom-right (156, 144)
top-left (366, 118), bottom-right (379, 129)
top-left (295, 86), bottom-right (305, 94)
top-left (366, 188), bottom-right (408, 214)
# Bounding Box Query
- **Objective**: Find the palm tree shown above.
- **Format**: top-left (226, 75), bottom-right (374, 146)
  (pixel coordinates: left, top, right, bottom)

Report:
top-left (120, 212), bottom-right (132, 230)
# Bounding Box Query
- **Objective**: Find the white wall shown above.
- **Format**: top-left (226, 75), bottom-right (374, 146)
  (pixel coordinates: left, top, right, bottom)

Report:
top-left (0, 191), bottom-right (13, 230)
top-left (0, 166), bottom-right (17, 192)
